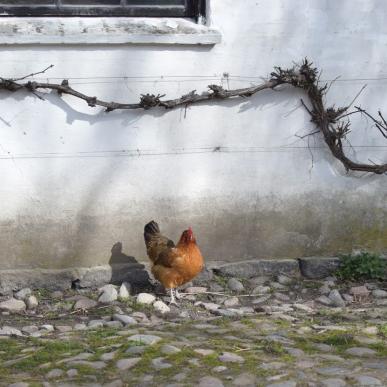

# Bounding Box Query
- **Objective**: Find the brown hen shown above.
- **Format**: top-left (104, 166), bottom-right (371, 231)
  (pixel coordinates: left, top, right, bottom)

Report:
top-left (144, 220), bottom-right (204, 304)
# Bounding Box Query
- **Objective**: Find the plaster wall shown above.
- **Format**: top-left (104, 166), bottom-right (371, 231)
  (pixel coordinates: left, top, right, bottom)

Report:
top-left (0, 0), bottom-right (386, 270)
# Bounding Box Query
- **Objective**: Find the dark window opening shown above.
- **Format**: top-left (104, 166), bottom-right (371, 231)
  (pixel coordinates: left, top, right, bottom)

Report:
top-left (0, 0), bottom-right (206, 19)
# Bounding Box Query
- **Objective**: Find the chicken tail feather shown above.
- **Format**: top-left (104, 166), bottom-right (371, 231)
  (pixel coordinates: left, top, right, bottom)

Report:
top-left (144, 220), bottom-right (160, 242)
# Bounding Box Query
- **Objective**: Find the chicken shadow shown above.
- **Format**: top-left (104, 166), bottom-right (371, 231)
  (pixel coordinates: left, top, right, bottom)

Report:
top-left (108, 242), bottom-right (153, 293)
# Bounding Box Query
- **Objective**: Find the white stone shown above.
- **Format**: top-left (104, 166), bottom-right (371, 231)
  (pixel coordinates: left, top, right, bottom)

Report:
top-left (0, 326), bottom-right (23, 336)
top-left (14, 288), bottom-right (32, 300)
top-left (98, 284), bottom-right (118, 303)
top-left (185, 286), bottom-right (208, 294)
top-left (119, 282), bottom-right (131, 299)
top-left (153, 300), bottom-right (170, 314)
top-left (0, 298), bottom-right (26, 312)
top-left (136, 293), bottom-right (156, 304)
top-left (26, 295), bottom-right (38, 309)
top-left (224, 296), bottom-right (239, 308)
top-left (328, 290), bottom-right (346, 307)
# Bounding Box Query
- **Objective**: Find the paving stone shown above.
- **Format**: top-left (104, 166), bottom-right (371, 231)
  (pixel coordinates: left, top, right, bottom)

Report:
top-left (151, 357), bottom-right (172, 369)
top-left (345, 347), bottom-right (377, 357)
top-left (194, 348), bottom-right (215, 356)
top-left (127, 334), bottom-right (161, 345)
top-left (125, 346), bottom-right (146, 355)
top-left (67, 360), bottom-right (107, 369)
top-left (115, 357), bottom-right (141, 370)
top-left (316, 295), bottom-right (333, 306)
top-left (265, 382), bottom-right (296, 387)
top-left (8, 383), bottom-right (30, 387)
top-left (100, 351), bottom-right (118, 361)
top-left (57, 352), bottom-right (93, 364)
top-left (284, 347), bottom-right (304, 357)
top-left (351, 375), bottom-right (382, 386)
top-left (198, 376), bottom-right (224, 387)
top-left (161, 344), bottom-right (181, 355)
top-left (321, 379), bottom-right (347, 387)
top-left (66, 369), bottom-right (78, 377)
top-left (218, 352), bottom-right (244, 363)
top-left (316, 367), bottom-right (350, 376)
top-left (74, 323), bottom-right (87, 331)
top-left (232, 372), bottom-right (257, 386)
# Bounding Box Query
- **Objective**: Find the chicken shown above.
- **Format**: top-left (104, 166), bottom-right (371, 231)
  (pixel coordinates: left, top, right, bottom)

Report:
top-left (144, 220), bottom-right (204, 305)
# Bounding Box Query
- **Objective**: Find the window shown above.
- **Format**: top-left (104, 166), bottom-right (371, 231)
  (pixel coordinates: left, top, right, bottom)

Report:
top-left (0, 0), bottom-right (205, 19)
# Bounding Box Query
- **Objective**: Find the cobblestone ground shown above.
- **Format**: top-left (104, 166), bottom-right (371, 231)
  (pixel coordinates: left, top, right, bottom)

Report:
top-left (0, 275), bottom-right (386, 386)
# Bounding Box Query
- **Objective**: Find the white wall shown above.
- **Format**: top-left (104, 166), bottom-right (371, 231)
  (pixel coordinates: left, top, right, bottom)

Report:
top-left (0, 0), bottom-right (386, 270)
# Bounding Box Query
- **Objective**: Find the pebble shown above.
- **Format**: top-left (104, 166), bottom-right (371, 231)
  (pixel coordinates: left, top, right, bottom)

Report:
top-left (198, 376), bottom-right (224, 387)
top-left (252, 285), bottom-right (271, 295)
top-left (0, 326), bottom-right (23, 336)
top-left (136, 293), bottom-right (156, 304)
top-left (213, 366), bottom-right (228, 373)
top-left (274, 292), bottom-right (290, 302)
top-left (112, 314), bottom-right (137, 325)
top-left (119, 282), bottom-right (131, 299)
top-left (319, 284), bottom-right (331, 295)
top-left (56, 325), bottom-right (72, 333)
top-left (98, 285), bottom-right (118, 303)
top-left (316, 295), bottom-right (333, 306)
top-left (104, 321), bottom-right (123, 329)
top-left (362, 326), bottom-right (378, 335)
top-left (14, 288), bottom-right (32, 300)
top-left (74, 323), bottom-right (87, 330)
top-left (46, 368), bottom-right (63, 378)
top-left (26, 295), bottom-right (38, 309)
top-left (292, 303), bottom-right (314, 313)
top-left (0, 298), bottom-right (26, 312)
top-left (227, 278), bottom-right (244, 292)
top-left (372, 289), bottom-right (387, 298)
top-left (116, 357), bottom-right (141, 370)
top-left (277, 275), bottom-right (292, 285)
top-left (185, 286), bottom-right (207, 294)
top-left (328, 290), bottom-right (346, 307)
top-left (74, 297), bottom-right (98, 310)
top-left (224, 296), bottom-right (239, 307)
top-left (153, 300), bottom-right (170, 314)
top-left (21, 325), bottom-right (39, 335)
top-left (88, 320), bottom-right (105, 329)
top-left (218, 352), bottom-right (245, 363)
top-left (51, 291), bottom-right (63, 299)
top-left (40, 324), bottom-right (54, 331)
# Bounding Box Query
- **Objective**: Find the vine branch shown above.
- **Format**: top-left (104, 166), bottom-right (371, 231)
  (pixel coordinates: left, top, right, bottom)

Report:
top-left (0, 59), bottom-right (386, 175)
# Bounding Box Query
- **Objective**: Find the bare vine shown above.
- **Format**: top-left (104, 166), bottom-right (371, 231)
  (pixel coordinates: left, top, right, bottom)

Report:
top-left (0, 59), bottom-right (386, 174)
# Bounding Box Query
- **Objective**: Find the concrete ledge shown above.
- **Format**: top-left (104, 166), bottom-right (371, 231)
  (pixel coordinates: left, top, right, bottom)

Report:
top-left (0, 17), bottom-right (222, 45)
top-left (298, 256), bottom-right (340, 279)
top-left (0, 263), bottom-right (150, 295)
top-left (213, 259), bottom-right (301, 279)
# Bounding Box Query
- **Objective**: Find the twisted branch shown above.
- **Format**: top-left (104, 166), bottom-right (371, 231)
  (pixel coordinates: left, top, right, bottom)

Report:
top-left (0, 59), bottom-right (386, 175)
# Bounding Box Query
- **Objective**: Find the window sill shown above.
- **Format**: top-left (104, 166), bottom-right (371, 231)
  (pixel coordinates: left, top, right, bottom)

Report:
top-left (0, 17), bottom-right (221, 45)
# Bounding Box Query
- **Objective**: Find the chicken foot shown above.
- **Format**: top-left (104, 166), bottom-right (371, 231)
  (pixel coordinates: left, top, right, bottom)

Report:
top-left (169, 288), bottom-right (178, 306)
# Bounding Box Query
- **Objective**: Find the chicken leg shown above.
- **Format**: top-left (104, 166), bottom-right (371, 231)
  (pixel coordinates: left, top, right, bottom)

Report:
top-left (169, 288), bottom-right (178, 306)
